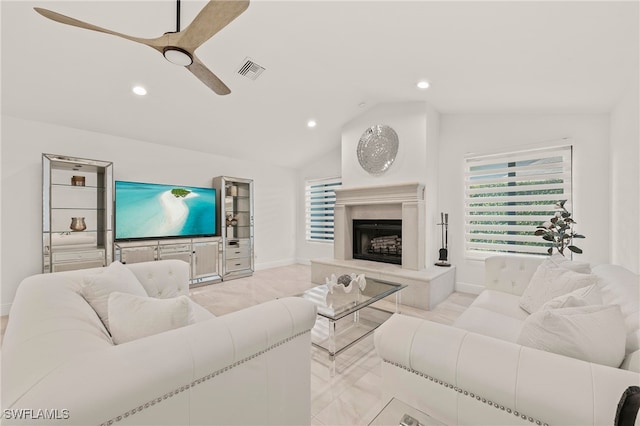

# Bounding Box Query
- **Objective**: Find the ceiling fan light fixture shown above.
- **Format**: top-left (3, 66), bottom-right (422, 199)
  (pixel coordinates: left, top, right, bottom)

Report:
top-left (163, 47), bottom-right (193, 66)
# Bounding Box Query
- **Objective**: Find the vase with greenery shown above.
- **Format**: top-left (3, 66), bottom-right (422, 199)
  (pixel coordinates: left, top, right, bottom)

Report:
top-left (534, 200), bottom-right (585, 256)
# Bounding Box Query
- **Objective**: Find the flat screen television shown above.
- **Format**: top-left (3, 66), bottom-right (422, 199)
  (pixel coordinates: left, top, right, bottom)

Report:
top-left (115, 180), bottom-right (216, 241)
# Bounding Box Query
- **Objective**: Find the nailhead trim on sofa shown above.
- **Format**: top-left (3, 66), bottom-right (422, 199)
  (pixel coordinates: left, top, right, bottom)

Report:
top-left (100, 330), bottom-right (311, 426)
top-left (383, 359), bottom-right (549, 426)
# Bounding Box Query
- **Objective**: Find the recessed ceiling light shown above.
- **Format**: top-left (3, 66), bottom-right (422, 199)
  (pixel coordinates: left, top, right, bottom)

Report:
top-left (132, 86), bottom-right (147, 96)
top-left (417, 80), bottom-right (430, 90)
top-left (307, 120), bottom-right (317, 128)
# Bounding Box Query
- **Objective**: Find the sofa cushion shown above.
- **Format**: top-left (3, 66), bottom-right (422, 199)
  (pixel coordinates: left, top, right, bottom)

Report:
top-left (484, 255), bottom-right (545, 296)
top-left (621, 350), bottom-right (640, 373)
top-left (126, 259), bottom-right (191, 299)
top-left (464, 289), bottom-right (529, 321)
top-left (541, 284), bottom-right (603, 310)
top-left (454, 305), bottom-right (525, 343)
top-left (517, 304), bottom-right (626, 368)
top-left (519, 261), bottom-right (597, 314)
top-left (81, 261), bottom-right (148, 331)
top-left (593, 264), bottom-right (640, 354)
top-left (108, 292), bottom-right (195, 344)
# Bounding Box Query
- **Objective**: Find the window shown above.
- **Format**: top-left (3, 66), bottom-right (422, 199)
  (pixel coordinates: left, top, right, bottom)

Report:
top-left (305, 177), bottom-right (341, 242)
top-left (464, 144), bottom-right (573, 257)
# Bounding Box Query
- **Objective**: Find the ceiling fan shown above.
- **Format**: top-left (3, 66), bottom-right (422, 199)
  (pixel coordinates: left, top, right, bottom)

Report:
top-left (34, 0), bottom-right (250, 95)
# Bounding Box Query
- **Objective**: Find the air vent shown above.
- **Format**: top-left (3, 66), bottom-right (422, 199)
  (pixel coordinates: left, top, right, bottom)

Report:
top-left (237, 57), bottom-right (265, 80)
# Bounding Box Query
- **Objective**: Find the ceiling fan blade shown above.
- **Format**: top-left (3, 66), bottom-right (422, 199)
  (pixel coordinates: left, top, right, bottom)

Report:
top-left (186, 55), bottom-right (231, 95)
top-left (34, 7), bottom-right (164, 50)
top-left (177, 0), bottom-right (250, 51)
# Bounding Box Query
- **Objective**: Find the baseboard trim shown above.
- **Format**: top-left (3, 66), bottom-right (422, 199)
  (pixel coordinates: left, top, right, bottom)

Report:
top-left (455, 281), bottom-right (484, 295)
top-left (1, 302), bottom-right (12, 317)
top-left (254, 258), bottom-right (297, 271)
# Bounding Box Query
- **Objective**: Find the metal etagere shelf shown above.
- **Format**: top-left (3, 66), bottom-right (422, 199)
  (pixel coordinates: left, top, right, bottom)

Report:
top-left (213, 176), bottom-right (254, 280)
top-left (42, 153), bottom-right (113, 273)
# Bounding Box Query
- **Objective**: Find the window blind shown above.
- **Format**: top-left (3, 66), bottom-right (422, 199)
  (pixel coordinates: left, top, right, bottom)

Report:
top-left (464, 144), bottom-right (573, 256)
top-left (305, 177), bottom-right (341, 242)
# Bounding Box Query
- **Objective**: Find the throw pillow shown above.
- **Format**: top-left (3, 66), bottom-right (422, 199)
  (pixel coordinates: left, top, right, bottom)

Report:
top-left (108, 292), bottom-right (194, 344)
top-left (519, 261), bottom-right (598, 313)
top-left (517, 304), bottom-right (626, 368)
top-left (541, 284), bottom-right (603, 310)
top-left (81, 261), bottom-right (148, 331)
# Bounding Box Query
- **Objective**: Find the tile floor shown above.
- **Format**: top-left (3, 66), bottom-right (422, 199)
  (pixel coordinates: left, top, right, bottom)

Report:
top-left (0, 263), bottom-right (475, 425)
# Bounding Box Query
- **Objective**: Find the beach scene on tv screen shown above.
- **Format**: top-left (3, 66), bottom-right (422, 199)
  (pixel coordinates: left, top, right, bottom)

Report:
top-left (115, 181), bottom-right (216, 240)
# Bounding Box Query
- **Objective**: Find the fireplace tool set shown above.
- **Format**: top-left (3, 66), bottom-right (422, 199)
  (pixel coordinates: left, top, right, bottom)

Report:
top-left (435, 212), bottom-right (450, 267)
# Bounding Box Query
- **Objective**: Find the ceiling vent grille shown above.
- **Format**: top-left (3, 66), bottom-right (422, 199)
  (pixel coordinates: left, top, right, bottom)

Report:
top-left (237, 57), bottom-right (265, 80)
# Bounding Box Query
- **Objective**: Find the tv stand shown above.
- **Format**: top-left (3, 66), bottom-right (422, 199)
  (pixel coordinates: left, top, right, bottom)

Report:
top-left (114, 237), bottom-right (222, 285)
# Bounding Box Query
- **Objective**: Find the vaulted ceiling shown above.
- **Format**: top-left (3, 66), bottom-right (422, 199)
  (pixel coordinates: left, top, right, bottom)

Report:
top-left (2, 1), bottom-right (638, 168)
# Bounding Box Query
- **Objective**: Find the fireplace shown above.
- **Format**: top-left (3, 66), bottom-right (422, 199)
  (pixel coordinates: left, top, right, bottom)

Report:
top-left (311, 182), bottom-right (456, 312)
top-left (332, 183), bottom-right (425, 271)
top-left (353, 220), bottom-right (402, 265)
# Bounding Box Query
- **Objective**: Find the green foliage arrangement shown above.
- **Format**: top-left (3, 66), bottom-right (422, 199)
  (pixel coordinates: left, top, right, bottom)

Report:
top-left (171, 188), bottom-right (191, 198)
top-left (534, 200), bottom-right (585, 256)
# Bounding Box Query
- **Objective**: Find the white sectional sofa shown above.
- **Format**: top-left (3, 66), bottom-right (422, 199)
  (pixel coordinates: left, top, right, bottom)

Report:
top-left (2, 260), bottom-right (317, 425)
top-left (375, 255), bottom-right (640, 425)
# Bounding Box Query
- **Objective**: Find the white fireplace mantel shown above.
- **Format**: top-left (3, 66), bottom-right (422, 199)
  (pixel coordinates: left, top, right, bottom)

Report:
top-left (333, 182), bottom-right (426, 271)
top-left (334, 182), bottom-right (425, 206)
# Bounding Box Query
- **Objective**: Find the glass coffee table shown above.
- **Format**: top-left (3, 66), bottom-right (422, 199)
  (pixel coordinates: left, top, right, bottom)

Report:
top-left (299, 276), bottom-right (406, 376)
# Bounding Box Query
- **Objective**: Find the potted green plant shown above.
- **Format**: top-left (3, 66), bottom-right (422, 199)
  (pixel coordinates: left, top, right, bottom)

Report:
top-left (535, 200), bottom-right (585, 255)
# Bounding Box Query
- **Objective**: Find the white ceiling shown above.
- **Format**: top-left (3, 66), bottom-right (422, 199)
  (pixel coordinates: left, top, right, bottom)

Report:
top-left (2, 1), bottom-right (638, 168)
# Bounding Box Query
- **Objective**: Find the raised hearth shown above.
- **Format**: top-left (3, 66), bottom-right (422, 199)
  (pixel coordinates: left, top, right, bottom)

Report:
top-left (310, 258), bottom-right (455, 310)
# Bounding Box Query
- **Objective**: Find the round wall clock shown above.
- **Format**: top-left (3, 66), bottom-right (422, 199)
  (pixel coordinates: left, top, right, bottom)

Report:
top-left (357, 124), bottom-right (399, 175)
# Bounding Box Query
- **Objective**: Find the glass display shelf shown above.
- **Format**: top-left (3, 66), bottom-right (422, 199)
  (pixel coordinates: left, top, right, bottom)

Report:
top-left (213, 176), bottom-right (253, 280)
top-left (51, 207), bottom-right (106, 211)
top-left (43, 153), bottom-right (113, 273)
top-left (49, 229), bottom-right (103, 233)
top-left (51, 183), bottom-right (104, 189)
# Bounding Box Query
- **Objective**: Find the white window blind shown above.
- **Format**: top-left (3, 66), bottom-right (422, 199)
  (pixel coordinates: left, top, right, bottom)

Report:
top-left (464, 144), bottom-right (573, 257)
top-left (305, 177), bottom-right (341, 242)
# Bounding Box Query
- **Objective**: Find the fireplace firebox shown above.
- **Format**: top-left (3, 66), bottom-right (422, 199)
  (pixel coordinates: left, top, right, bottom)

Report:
top-left (352, 219), bottom-right (402, 265)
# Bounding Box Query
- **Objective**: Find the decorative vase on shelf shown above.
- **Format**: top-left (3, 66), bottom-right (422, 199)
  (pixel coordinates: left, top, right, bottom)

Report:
top-left (70, 217), bottom-right (87, 232)
top-left (71, 175), bottom-right (85, 186)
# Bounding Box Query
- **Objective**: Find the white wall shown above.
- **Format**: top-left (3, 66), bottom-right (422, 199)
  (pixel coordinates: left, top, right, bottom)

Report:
top-left (295, 146), bottom-right (342, 264)
top-left (341, 102), bottom-right (428, 188)
top-left (610, 76), bottom-right (640, 274)
top-left (439, 114), bottom-right (611, 292)
top-left (341, 102), bottom-right (441, 264)
top-left (1, 116), bottom-right (298, 315)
